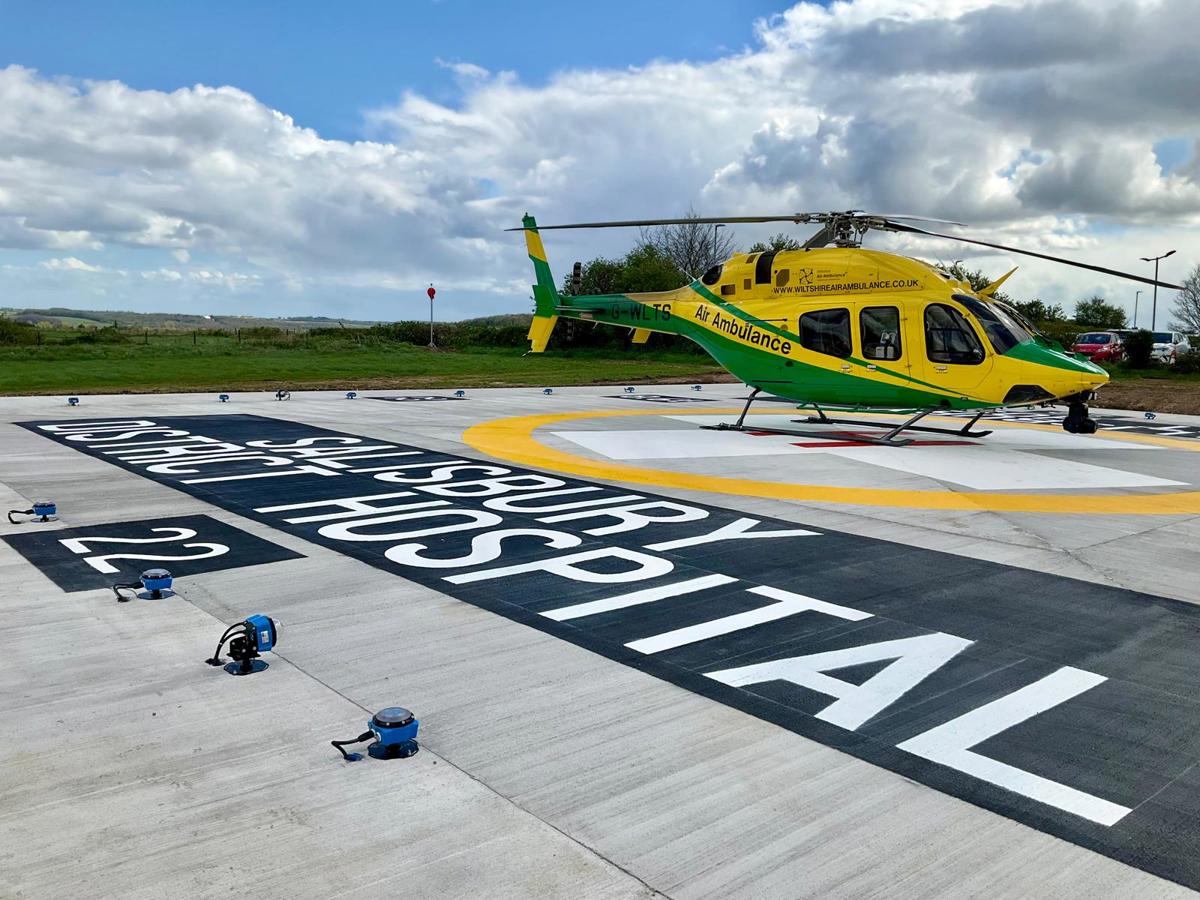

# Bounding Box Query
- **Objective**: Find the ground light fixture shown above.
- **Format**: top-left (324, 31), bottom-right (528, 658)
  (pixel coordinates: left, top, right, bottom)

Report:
top-left (7, 500), bottom-right (57, 524)
top-left (112, 568), bottom-right (174, 601)
top-left (331, 707), bottom-right (420, 761)
top-left (205, 615), bottom-right (278, 676)
top-left (275, 389), bottom-right (291, 401)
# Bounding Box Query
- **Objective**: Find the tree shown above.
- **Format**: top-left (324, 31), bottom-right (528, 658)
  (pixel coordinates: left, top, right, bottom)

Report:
top-left (1074, 295), bottom-right (1127, 329)
top-left (1011, 298), bottom-right (1067, 323)
top-left (561, 245), bottom-right (686, 297)
top-left (637, 208), bottom-right (738, 277)
top-left (1169, 263), bottom-right (1200, 334)
top-left (748, 233), bottom-right (802, 253)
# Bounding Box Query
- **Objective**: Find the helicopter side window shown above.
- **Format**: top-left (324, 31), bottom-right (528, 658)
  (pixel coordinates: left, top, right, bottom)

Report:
top-left (701, 263), bottom-right (723, 286)
top-left (925, 304), bottom-right (985, 365)
top-left (860, 306), bottom-right (902, 361)
top-left (954, 295), bottom-right (1031, 354)
top-left (799, 308), bottom-right (852, 359)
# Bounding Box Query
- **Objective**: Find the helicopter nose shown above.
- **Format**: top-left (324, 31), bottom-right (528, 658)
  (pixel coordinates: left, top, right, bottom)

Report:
top-left (1062, 360), bottom-right (1109, 399)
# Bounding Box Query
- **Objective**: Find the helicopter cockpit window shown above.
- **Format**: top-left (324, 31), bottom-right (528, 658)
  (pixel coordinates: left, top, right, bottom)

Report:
top-left (954, 295), bottom-right (1031, 354)
top-left (861, 306), bottom-right (902, 361)
top-left (925, 304), bottom-right (985, 365)
top-left (800, 308), bottom-right (852, 358)
top-left (701, 264), bottom-right (723, 286)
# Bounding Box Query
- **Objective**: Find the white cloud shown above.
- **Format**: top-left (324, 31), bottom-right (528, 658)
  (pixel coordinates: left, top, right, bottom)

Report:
top-left (39, 256), bottom-right (105, 273)
top-left (0, 0), bottom-right (1198, 320)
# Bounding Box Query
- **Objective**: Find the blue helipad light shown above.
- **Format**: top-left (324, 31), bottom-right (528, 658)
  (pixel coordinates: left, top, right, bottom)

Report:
top-left (691, 385), bottom-right (703, 391)
top-left (8, 500), bottom-right (57, 524)
top-left (346, 391), bottom-right (357, 400)
top-left (624, 386), bottom-right (636, 393)
top-left (543, 388), bottom-right (553, 395)
top-left (331, 707), bottom-right (420, 761)
top-left (1145, 412), bottom-right (1157, 420)
top-left (113, 567), bottom-right (174, 602)
top-left (67, 397), bottom-right (80, 406)
top-left (275, 389), bottom-right (291, 401)
top-left (454, 390), bottom-right (466, 398)
top-left (205, 614), bottom-right (278, 675)
top-left (219, 393), bottom-right (230, 403)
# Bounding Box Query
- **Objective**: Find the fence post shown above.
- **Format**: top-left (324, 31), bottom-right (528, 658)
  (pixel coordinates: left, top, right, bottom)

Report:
top-left (193, 330), bottom-right (197, 346)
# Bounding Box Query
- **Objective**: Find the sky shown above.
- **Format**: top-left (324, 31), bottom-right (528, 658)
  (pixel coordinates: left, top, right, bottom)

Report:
top-left (1, 0), bottom-right (1198, 325)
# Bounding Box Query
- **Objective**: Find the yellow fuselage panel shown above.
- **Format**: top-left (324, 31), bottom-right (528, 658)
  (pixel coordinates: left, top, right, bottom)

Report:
top-left (583, 250), bottom-right (1106, 408)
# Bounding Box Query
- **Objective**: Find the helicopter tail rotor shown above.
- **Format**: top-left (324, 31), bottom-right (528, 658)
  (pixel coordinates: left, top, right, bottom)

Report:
top-left (520, 213), bottom-right (560, 352)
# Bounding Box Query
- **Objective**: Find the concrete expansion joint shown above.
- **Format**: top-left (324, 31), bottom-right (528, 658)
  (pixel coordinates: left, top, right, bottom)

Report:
top-left (249, 631), bottom-right (670, 898)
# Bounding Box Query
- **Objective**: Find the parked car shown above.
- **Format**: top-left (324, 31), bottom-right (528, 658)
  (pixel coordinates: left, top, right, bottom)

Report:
top-left (1150, 331), bottom-right (1189, 364)
top-left (1072, 331), bottom-right (1125, 362)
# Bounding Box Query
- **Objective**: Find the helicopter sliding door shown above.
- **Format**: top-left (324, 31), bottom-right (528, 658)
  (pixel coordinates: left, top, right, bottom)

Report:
top-left (917, 302), bottom-right (993, 396)
top-left (854, 304), bottom-right (912, 405)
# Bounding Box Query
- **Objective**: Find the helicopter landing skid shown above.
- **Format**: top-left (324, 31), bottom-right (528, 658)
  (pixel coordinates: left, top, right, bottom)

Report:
top-left (702, 420), bottom-right (921, 447)
top-left (700, 391), bottom-right (991, 447)
top-left (796, 408), bottom-right (993, 441)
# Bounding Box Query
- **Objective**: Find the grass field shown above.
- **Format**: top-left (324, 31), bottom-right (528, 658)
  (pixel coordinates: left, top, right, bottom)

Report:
top-left (0, 336), bottom-right (727, 394)
top-left (6, 329), bottom-right (1200, 414)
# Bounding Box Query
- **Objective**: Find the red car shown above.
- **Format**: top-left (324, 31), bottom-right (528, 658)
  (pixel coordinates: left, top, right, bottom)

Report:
top-left (1073, 331), bottom-right (1124, 362)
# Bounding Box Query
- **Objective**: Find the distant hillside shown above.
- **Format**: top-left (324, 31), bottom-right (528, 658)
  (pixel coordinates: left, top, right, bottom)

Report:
top-left (0, 306), bottom-right (381, 332)
top-left (0, 306), bottom-right (535, 331)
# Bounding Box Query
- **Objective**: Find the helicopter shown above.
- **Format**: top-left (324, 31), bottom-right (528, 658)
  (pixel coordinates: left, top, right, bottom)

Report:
top-left (510, 211), bottom-right (1185, 446)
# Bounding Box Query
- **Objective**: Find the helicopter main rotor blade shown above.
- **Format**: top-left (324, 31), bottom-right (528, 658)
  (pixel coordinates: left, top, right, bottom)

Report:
top-left (504, 215), bottom-right (827, 231)
top-left (869, 213), bottom-right (967, 226)
top-left (888, 222), bottom-right (1185, 291)
top-left (504, 211), bottom-right (965, 232)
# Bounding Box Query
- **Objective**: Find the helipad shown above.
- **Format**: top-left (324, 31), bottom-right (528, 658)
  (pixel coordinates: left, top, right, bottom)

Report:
top-left (3, 385), bottom-right (1200, 898)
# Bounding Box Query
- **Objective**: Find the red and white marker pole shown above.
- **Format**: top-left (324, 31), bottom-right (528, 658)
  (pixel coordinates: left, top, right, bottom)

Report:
top-left (427, 284), bottom-right (436, 349)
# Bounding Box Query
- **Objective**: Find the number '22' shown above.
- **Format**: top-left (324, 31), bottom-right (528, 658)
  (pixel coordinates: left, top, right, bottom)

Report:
top-left (59, 527), bottom-right (229, 574)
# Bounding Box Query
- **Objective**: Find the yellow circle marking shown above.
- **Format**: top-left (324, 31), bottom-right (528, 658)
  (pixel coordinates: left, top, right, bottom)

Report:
top-left (463, 408), bottom-right (1200, 515)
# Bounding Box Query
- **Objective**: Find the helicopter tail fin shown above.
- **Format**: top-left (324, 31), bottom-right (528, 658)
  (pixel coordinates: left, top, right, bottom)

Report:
top-left (521, 214), bottom-right (559, 353)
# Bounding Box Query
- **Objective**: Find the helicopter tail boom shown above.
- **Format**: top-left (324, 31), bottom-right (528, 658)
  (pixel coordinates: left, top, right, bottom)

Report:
top-left (522, 213), bottom-right (560, 352)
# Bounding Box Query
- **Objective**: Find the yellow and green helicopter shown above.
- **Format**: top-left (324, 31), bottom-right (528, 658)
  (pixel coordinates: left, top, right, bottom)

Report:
top-left (512, 211), bottom-right (1184, 446)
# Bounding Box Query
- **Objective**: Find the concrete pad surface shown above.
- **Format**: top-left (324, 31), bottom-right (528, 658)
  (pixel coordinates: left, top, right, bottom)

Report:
top-left (3, 386), bottom-right (1200, 899)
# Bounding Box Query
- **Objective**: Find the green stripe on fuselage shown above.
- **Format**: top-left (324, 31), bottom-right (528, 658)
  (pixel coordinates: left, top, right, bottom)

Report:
top-left (686, 282), bottom-right (986, 403)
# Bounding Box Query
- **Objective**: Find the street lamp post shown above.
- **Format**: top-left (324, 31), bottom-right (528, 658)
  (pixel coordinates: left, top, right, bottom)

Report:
top-left (1140, 250), bottom-right (1175, 331)
top-left (1134, 290), bottom-right (1142, 328)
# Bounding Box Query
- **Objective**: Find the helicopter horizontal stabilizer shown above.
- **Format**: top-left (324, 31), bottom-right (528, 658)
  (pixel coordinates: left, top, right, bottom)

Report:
top-left (521, 213), bottom-right (560, 353)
